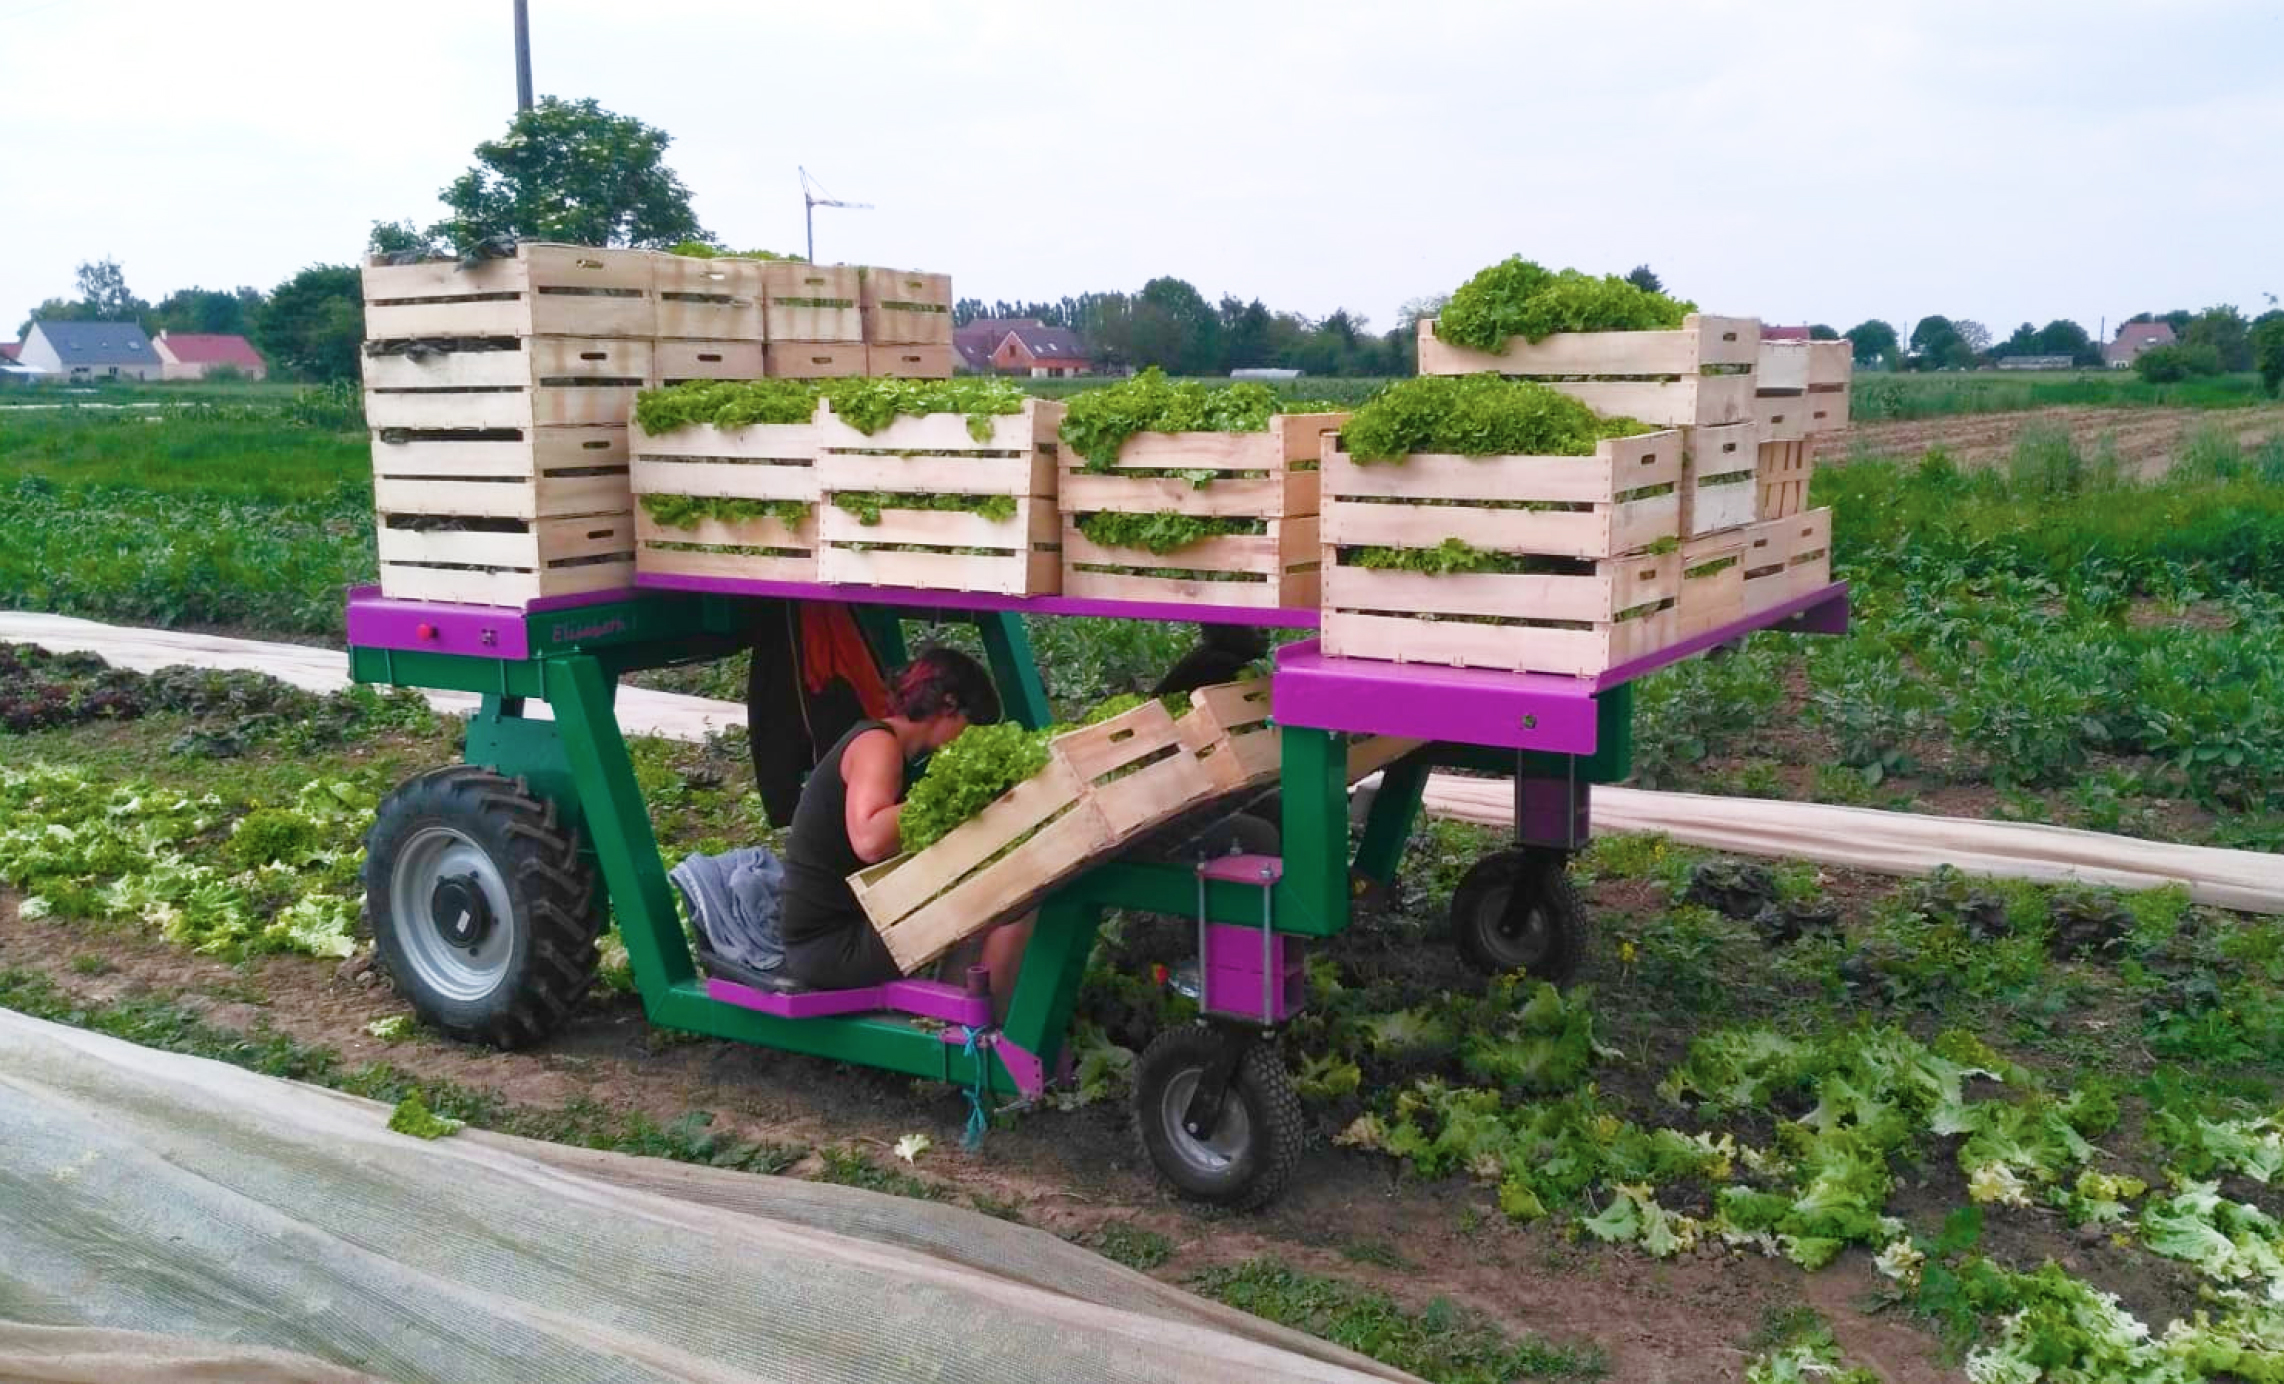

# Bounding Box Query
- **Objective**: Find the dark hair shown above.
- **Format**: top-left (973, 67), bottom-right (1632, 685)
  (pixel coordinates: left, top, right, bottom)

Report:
top-left (889, 646), bottom-right (1002, 725)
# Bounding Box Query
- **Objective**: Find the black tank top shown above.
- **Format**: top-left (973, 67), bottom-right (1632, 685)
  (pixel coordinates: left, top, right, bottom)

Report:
top-left (780, 720), bottom-right (896, 947)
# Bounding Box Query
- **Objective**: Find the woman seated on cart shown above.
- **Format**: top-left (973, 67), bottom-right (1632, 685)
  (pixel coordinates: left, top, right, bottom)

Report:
top-left (779, 647), bottom-right (1032, 1016)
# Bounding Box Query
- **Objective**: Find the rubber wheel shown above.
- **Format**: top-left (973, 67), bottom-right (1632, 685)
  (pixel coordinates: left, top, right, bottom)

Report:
top-left (1134, 1024), bottom-right (1304, 1211)
top-left (1450, 849), bottom-right (1587, 983)
top-left (363, 765), bottom-right (603, 1049)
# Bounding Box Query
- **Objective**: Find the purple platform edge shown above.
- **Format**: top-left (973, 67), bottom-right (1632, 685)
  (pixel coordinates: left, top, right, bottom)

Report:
top-left (704, 975), bottom-right (991, 1028)
top-left (345, 584), bottom-right (635, 662)
top-left (1274, 583), bottom-right (1849, 752)
top-left (636, 571), bottom-right (1317, 630)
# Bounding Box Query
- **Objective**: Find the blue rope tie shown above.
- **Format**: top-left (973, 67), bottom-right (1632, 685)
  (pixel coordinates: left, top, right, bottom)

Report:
top-left (958, 1026), bottom-right (990, 1151)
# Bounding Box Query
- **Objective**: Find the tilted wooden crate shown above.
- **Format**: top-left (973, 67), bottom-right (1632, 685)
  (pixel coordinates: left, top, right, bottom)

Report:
top-left (815, 399), bottom-right (1064, 594)
top-left (651, 253), bottom-right (765, 341)
top-left (1321, 432), bottom-right (1684, 675)
top-left (1174, 678), bottom-right (1423, 792)
top-left (1738, 507), bottom-right (1833, 614)
top-left (1679, 422), bottom-right (1761, 538)
top-left (762, 263), bottom-right (863, 343)
top-left (361, 245), bottom-right (655, 340)
top-left (374, 512), bottom-right (636, 607)
top-left (859, 267), bottom-right (954, 345)
top-left (1757, 437), bottom-right (1817, 520)
top-left (628, 411), bottom-right (820, 581)
top-left (853, 701), bottom-right (1220, 972)
top-left (1417, 315), bottom-right (1761, 427)
top-left (363, 337), bottom-right (651, 431)
top-left (1059, 413), bottom-right (1342, 608)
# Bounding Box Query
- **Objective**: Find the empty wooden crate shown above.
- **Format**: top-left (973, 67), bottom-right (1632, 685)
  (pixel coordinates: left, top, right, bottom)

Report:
top-left (860, 267), bottom-right (954, 345)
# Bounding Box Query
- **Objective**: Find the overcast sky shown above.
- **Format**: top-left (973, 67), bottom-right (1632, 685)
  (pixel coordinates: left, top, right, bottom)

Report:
top-left (3, 0), bottom-right (2278, 341)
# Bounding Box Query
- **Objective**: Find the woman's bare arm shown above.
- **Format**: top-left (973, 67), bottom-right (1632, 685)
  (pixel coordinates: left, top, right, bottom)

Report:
top-left (842, 728), bottom-right (906, 864)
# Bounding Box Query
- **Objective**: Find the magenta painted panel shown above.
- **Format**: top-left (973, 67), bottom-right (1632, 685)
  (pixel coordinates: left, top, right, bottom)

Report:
top-left (1272, 640), bottom-right (1603, 752)
top-left (1200, 924), bottom-right (1303, 1023)
top-left (347, 588), bottom-right (533, 661)
top-left (704, 975), bottom-right (991, 1027)
top-left (1199, 854), bottom-right (1283, 885)
top-left (1517, 775), bottom-right (1590, 849)
top-left (933, 1028), bottom-right (1052, 1099)
top-left (635, 570), bottom-right (1317, 630)
top-left (881, 978), bottom-right (993, 1028)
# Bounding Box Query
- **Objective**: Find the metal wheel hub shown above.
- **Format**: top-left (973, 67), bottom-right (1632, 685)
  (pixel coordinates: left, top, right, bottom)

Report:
top-left (390, 826), bottom-right (514, 1004)
top-left (1162, 1067), bottom-right (1251, 1177)
top-left (1482, 882), bottom-right (1550, 962)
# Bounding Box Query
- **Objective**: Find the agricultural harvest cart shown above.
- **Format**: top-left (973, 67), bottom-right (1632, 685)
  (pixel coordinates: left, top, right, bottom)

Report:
top-left (345, 577), bottom-right (1847, 1209)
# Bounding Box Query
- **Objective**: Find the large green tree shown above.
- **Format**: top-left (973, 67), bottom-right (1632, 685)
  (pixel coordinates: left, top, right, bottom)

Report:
top-left (2180, 306), bottom-right (2254, 373)
top-left (429, 97), bottom-right (707, 250)
top-left (152, 287), bottom-right (264, 337)
top-left (2253, 310), bottom-right (2284, 396)
top-left (1908, 315), bottom-right (1972, 370)
top-left (253, 266), bottom-right (362, 383)
top-left (1844, 319), bottom-right (1900, 368)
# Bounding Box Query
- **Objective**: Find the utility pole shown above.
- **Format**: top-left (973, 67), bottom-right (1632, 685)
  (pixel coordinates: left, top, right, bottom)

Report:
top-left (514, 0), bottom-right (534, 112)
top-left (800, 167), bottom-right (872, 263)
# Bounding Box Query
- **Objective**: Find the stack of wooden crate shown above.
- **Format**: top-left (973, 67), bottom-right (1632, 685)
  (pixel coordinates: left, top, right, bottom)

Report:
top-left (860, 267), bottom-right (954, 378)
top-left (1722, 337), bottom-right (1849, 615)
top-left (1057, 413), bottom-right (1346, 608)
top-left (360, 243), bottom-right (651, 605)
top-left (760, 263), bottom-right (866, 379)
top-left (814, 399), bottom-right (1066, 595)
top-left (651, 253), bottom-right (766, 387)
top-left (627, 404), bottom-right (820, 583)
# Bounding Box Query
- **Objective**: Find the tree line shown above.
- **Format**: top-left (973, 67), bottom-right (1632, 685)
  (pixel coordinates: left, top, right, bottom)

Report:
top-left (1838, 305), bottom-right (2282, 390)
top-left (954, 283), bottom-right (1416, 378)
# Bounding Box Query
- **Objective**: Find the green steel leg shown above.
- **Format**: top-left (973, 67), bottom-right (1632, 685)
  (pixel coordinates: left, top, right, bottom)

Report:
top-left (1273, 726), bottom-right (1349, 938)
top-left (999, 890), bottom-right (1100, 1071)
top-left (464, 692), bottom-right (582, 827)
top-left (978, 613), bottom-right (1052, 730)
top-left (1352, 753), bottom-right (1429, 886)
top-left (545, 654), bottom-right (695, 997)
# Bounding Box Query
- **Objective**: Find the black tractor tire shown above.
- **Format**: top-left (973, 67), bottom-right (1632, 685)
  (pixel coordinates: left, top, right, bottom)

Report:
top-left (1133, 1023), bottom-right (1305, 1212)
top-left (363, 765), bottom-right (603, 1049)
top-left (1449, 849), bottom-right (1588, 983)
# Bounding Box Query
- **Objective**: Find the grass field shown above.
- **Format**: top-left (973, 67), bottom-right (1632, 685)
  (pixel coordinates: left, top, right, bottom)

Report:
top-left (1849, 369), bottom-right (2272, 420)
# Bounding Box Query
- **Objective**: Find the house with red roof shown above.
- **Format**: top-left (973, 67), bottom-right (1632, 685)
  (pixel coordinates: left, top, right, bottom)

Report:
top-left (2104, 321), bottom-right (2175, 369)
top-left (151, 330), bottom-right (267, 381)
top-left (990, 323), bottom-right (1090, 378)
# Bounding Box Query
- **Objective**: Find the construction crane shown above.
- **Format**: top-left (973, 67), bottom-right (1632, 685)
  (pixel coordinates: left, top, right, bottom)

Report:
top-left (800, 167), bottom-right (872, 263)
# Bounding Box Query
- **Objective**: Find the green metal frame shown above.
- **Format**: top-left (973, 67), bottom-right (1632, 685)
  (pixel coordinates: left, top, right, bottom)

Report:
top-left (350, 592), bottom-right (1626, 1096)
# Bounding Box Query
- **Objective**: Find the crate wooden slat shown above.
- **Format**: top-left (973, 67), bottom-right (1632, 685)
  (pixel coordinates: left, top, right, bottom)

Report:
top-left (865, 343), bottom-right (955, 378)
top-left (762, 263), bottom-right (863, 343)
top-left (1675, 537), bottom-right (1747, 637)
top-left (633, 509), bottom-right (816, 582)
top-left (1679, 422), bottom-right (1761, 537)
top-left (363, 337), bottom-right (651, 431)
top-left (1803, 383), bottom-right (1851, 435)
top-left (1757, 438), bottom-right (1816, 520)
top-left (1738, 508), bottom-right (1833, 614)
top-left (854, 701), bottom-right (1218, 972)
top-left (1175, 678), bottom-right (1428, 792)
top-left (653, 340), bottom-right (766, 385)
top-left (1757, 339), bottom-right (1852, 439)
top-left (651, 254), bottom-right (764, 341)
top-left (859, 267), bottom-right (954, 345)
top-left (1321, 553), bottom-right (1683, 676)
top-left (371, 425), bottom-right (629, 522)
top-left (1058, 412), bottom-right (1342, 518)
top-left (819, 498), bottom-right (1060, 595)
top-left (629, 417), bottom-right (817, 501)
top-left (1321, 432), bottom-right (1681, 560)
top-left (765, 341), bottom-right (867, 378)
top-left (1063, 517), bottom-right (1319, 607)
top-left (1417, 315), bottom-right (1761, 427)
top-left (375, 512), bottom-right (636, 606)
top-left (361, 245), bottom-right (656, 340)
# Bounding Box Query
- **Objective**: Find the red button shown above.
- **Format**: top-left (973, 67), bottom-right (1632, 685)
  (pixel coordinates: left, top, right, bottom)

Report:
top-left (415, 623), bottom-right (437, 641)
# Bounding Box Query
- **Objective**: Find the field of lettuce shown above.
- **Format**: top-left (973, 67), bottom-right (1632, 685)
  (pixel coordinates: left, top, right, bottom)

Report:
top-left (4, 384), bottom-right (2284, 1381)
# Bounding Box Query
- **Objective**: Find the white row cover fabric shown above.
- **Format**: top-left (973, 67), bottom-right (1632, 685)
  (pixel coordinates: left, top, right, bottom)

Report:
top-left (0, 1011), bottom-right (1411, 1384)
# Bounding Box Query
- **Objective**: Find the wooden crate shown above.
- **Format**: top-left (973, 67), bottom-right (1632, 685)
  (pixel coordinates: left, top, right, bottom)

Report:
top-left (866, 343), bottom-right (955, 378)
top-left (1322, 550), bottom-right (1682, 676)
top-left (1679, 422), bottom-right (1761, 537)
top-left (633, 508), bottom-right (816, 582)
top-left (371, 426), bottom-right (628, 523)
top-left (629, 413), bottom-right (820, 582)
top-left (1756, 339), bottom-right (1852, 440)
top-left (765, 341), bottom-right (867, 378)
top-left (815, 399), bottom-right (1064, 594)
top-left (1757, 438), bottom-right (1816, 520)
top-left (1321, 431), bottom-right (1681, 561)
top-left (375, 512), bottom-right (635, 607)
top-left (1738, 508), bottom-right (1834, 614)
top-left (651, 254), bottom-right (764, 341)
top-left (1174, 678), bottom-right (1425, 792)
top-left (853, 701), bottom-right (1218, 972)
top-left (1417, 315), bottom-right (1760, 427)
top-left (859, 267), bottom-right (954, 345)
top-left (1675, 537), bottom-right (1747, 638)
top-left (762, 263), bottom-right (862, 342)
top-left (654, 339), bottom-right (766, 386)
top-left (1061, 414), bottom-right (1341, 603)
top-left (363, 337), bottom-right (651, 431)
top-left (361, 244), bottom-right (655, 340)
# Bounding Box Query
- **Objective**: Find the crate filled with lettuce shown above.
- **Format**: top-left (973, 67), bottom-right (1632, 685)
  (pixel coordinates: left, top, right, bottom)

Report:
top-left (1417, 258), bottom-right (1760, 428)
top-left (1055, 371), bottom-right (1343, 608)
top-left (627, 380), bottom-right (821, 581)
top-left (813, 380), bottom-right (1064, 595)
top-left (853, 697), bottom-right (1219, 973)
top-left (1319, 375), bottom-right (1711, 676)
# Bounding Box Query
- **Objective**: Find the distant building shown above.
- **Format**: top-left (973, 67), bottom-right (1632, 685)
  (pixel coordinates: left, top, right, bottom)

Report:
top-left (1230, 368), bottom-right (1302, 381)
top-left (952, 317), bottom-right (1037, 373)
top-left (17, 320), bottom-right (162, 381)
top-left (2104, 321), bottom-right (2176, 369)
top-left (965, 322), bottom-right (1090, 378)
top-left (1994, 354), bottom-right (2077, 371)
top-left (0, 342), bottom-right (20, 362)
top-left (151, 330), bottom-right (267, 381)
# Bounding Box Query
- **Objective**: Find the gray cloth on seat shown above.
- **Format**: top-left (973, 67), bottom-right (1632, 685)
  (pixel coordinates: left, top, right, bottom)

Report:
top-left (669, 846), bottom-right (787, 974)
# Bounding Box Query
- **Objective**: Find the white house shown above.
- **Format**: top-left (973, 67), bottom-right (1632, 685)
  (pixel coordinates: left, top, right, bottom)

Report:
top-left (17, 320), bottom-right (163, 380)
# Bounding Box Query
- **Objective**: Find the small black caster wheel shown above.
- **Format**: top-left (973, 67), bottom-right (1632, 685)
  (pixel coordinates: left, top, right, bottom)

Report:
top-left (364, 765), bottom-right (604, 1049)
top-left (1449, 849), bottom-right (1587, 983)
top-left (1133, 1024), bottom-right (1304, 1211)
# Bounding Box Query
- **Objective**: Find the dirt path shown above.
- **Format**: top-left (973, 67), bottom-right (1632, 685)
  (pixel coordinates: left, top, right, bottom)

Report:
top-left (1837, 403), bottom-right (2284, 474)
top-left (0, 893), bottom-right (1958, 1384)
